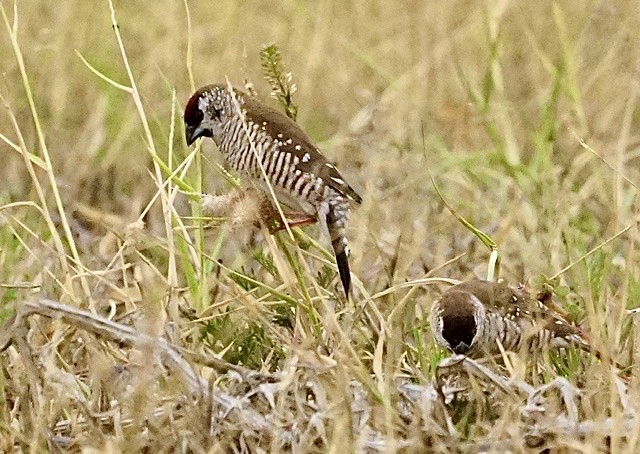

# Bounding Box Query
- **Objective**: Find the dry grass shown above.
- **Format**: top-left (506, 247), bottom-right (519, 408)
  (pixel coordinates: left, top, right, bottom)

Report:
top-left (1, 0), bottom-right (640, 452)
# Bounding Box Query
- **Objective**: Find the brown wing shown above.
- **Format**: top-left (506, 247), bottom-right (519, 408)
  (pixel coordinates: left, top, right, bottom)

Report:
top-left (242, 96), bottom-right (362, 204)
top-left (454, 280), bottom-right (586, 340)
top-left (452, 280), bottom-right (530, 318)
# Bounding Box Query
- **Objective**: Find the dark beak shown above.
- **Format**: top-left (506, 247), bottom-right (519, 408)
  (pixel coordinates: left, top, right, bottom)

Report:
top-left (185, 125), bottom-right (208, 146)
top-left (452, 342), bottom-right (471, 354)
top-left (185, 125), bottom-right (198, 146)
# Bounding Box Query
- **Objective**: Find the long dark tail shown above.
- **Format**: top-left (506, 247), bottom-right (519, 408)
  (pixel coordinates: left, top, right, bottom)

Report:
top-left (326, 202), bottom-right (352, 297)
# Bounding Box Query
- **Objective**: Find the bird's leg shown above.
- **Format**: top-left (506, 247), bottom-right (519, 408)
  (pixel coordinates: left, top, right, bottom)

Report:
top-left (251, 190), bottom-right (317, 234)
top-left (264, 211), bottom-right (318, 234)
top-left (284, 211), bottom-right (318, 227)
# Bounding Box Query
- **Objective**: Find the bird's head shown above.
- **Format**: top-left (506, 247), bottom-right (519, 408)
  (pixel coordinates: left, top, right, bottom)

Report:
top-left (430, 289), bottom-right (486, 355)
top-left (184, 84), bottom-right (240, 146)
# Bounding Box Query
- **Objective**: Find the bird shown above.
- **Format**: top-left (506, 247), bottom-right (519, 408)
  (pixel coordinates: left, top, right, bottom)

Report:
top-left (429, 279), bottom-right (596, 358)
top-left (183, 83), bottom-right (362, 297)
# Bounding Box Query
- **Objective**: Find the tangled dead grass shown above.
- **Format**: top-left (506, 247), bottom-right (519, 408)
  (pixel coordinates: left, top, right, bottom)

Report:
top-left (2, 0), bottom-right (640, 452)
top-left (1, 298), bottom-right (636, 452)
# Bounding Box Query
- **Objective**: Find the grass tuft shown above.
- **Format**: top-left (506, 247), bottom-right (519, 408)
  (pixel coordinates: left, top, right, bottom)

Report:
top-left (260, 43), bottom-right (298, 121)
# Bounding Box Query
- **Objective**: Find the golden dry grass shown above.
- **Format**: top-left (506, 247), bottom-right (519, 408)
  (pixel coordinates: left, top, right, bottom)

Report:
top-left (1, 0), bottom-right (640, 452)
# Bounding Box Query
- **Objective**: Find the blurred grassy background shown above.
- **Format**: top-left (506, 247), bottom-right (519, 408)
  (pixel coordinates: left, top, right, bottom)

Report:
top-left (2, 1), bottom-right (638, 285)
top-left (1, 0), bottom-right (640, 451)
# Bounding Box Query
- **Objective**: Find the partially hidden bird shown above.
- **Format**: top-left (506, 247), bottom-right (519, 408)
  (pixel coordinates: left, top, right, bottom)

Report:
top-left (184, 83), bottom-right (362, 297)
top-left (430, 279), bottom-right (602, 358)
